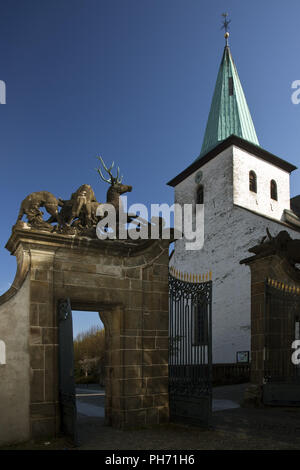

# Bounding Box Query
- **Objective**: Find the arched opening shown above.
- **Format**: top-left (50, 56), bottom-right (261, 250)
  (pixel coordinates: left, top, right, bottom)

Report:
top-left (249, 171), bottom-right (257, 193)
top-left (196, 185), bottom-right (204, 204)
top-left (270, 180), bottom-right (278, 201)
top-left (72, 310), bottom-right (106, 444)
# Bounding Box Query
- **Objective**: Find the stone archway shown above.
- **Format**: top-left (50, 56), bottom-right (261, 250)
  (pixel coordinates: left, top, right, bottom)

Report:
top-left (0, 227), bottom-right (170, 445)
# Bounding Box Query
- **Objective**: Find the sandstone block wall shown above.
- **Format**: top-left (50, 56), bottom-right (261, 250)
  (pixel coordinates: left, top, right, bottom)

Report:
top-left (242, 253), bottom-right (300, 384)
top-left (0, 246), bottom-right (31, 445)
top-left (0, 228), bottom-right (171, 443)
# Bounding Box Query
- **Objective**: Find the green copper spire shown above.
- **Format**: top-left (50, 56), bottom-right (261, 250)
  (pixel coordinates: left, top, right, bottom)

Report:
top-left (198, 36), bottom-right (259, 159)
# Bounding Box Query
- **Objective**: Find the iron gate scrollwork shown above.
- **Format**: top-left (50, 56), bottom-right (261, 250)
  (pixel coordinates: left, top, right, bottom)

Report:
top-left (263, 279), bottom-right (300, 406)
top-left (168, 271), bottom-right (212, 426)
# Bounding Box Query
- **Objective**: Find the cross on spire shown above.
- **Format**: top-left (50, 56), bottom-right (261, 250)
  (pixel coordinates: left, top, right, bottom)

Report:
top-left (221, 13), bottom-right (231, 46)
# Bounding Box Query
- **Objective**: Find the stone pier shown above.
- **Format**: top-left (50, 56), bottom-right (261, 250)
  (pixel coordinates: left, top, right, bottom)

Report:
top-left (0, 227), bottom-right (171, 445)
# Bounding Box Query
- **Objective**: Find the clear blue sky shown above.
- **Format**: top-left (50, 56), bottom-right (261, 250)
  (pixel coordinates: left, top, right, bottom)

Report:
top-left (0, 1), bottom-right (299, 333)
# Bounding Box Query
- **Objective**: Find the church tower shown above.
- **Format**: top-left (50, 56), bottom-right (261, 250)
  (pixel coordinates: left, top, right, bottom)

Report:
top-left (168, 22), bottom-right (299, 364)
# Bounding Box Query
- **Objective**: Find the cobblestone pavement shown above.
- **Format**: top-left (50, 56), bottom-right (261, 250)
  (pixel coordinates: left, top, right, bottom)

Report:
top-left (74, 383), bottom-right (300, 450)
top-left (3, 384), bottom-right (300, 450)
top-left (75, 407), bottom-right (300, 450)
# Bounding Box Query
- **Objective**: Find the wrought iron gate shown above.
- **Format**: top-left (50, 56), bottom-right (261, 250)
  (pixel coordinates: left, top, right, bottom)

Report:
top-left (58, 298), bottom-right (78, 444)
top-left (168, 269), bottom-right (212, 426)
top-left (263, 278), bottom-right (300, 406)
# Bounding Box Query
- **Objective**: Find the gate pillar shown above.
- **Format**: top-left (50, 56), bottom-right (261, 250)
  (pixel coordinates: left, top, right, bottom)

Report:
top-left (241, 231), bottom-right (300, 387)
top-left (0, 227), bottom-right (171, 444)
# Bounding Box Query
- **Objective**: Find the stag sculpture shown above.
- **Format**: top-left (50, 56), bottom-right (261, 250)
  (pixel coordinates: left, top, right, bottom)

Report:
top-left (96, 157), bottom-right (137, 227)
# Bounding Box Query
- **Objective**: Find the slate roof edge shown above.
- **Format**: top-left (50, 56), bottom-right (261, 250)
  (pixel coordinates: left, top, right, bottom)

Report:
top-left (167, 135), bottom-right (297, 188)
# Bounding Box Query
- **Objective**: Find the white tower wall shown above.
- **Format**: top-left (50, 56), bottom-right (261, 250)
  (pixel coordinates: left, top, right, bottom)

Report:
top-left (170, 145), bottom-right (300, 363)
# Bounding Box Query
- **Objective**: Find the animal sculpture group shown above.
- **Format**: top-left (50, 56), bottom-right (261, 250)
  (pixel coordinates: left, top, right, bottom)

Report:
top-left (16, 158), bottom-right (135, 237)
top-left (249, 228), bottom-right (300, 267)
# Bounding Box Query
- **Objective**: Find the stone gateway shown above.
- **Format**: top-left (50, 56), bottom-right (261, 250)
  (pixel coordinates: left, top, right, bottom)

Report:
top-left (0, 180), bottom-right (172, 445)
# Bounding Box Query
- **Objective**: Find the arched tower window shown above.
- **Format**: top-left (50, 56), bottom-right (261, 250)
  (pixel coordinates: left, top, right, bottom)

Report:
top-left (196, 185), bottom-right (204, 204)
top-left (270, 180), bottom-right (278, 201)
top-left (249, 171), bottom-right (257, 193)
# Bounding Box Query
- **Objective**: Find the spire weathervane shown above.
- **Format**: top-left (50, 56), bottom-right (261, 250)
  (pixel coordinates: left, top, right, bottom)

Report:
top-left (221, 13), bottom-right (231, 46)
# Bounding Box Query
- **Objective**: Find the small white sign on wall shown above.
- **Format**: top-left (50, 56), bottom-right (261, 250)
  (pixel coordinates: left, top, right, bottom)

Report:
top-left (0, 340), bottom-right (6, 365)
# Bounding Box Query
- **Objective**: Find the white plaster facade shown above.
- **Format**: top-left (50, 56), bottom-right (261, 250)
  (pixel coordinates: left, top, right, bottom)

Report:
top-left (170, 144), bottom-right (300, 363)
top-left (233, 146), bottom-right (291, 220)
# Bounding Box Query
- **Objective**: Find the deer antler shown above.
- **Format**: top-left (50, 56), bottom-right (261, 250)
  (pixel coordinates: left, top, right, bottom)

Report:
top-left (96, 156), bottom-right (123, 184)
top-left (96, 156), bottom-right (115, 184)
top-left (116, 166), bottom-right (123, 184)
